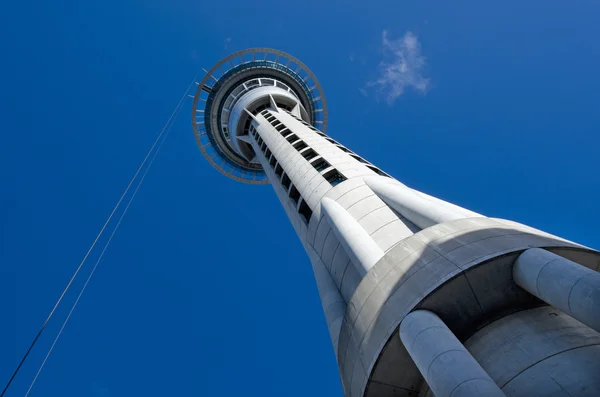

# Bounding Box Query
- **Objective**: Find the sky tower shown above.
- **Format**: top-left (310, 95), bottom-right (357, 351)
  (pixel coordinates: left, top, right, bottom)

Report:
top-left (192, 48), bottom-right (600, 397)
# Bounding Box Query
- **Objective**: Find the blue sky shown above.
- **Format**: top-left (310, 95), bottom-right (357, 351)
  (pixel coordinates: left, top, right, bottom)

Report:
top-left (1, 0), bottom-right (599, 396)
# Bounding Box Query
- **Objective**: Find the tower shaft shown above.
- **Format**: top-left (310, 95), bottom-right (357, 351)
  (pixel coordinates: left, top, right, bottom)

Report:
top-left (193, 49), bottom-right (600, 397)
top-left (247, 105), bottom-right (600, 397)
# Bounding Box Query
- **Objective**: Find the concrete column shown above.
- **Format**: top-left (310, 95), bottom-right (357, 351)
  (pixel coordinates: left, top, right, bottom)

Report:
top-left (514, 247), bottom-right (600, 332)
top-left (399, 310), bottom-right (505, 397)
top-left (321, 197), bottom-right (384, 276)
top-left (365, 177), bottom-right (481, 230)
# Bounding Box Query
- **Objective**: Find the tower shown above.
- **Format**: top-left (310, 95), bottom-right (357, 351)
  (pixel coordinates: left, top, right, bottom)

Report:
top-left (192, 48), bottom-right (600, 397)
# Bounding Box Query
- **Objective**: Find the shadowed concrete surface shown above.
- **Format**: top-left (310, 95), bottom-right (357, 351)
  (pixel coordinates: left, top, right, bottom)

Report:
top-left (336, 217), bottom-right (599, 397)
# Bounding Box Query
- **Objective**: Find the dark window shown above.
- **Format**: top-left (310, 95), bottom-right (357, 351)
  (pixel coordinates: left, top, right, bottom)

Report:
top-left (337, 145), bottom-right (351, 153)
top-left (280, 128), bottom-right (293, 137)
top-left (298, 200), bottom-right (313, 224)
top-left (289, 185), bottom-right (300, 204)
top-left (286, 134), bottom-right (297, 143)
top-left (269, 155), bottom-right (277, 167)
top-left (260, 142), bottom-right (267, 152)
top-left (367, 165), bottom-right (389, 177)
top-left (301, 149), bottom-right (318, 161)
top-left (282, 173), bottom-right (291, 190)
top-left (326, 138), bottom-right (337, 144)
top-left (351, 154), bottom-right (367, 163)
top-left (275, 163), bottom-right (283, 177)
top-left (311, 157), bottom-right (330, 172)
top-left (265, 148), bottom-right (272, 159)
top-left (323, 169), bottom-right (346, 186)
top-left (293, 140), bottom-right (308, 151)
top-left (272, 121), bottom-right (281, 127)
top-left (275, 124), bottom-right (286, 131)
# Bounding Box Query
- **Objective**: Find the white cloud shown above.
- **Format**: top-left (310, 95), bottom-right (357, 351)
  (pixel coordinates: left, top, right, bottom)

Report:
top-left (368, 30), bottom-right (430, 104)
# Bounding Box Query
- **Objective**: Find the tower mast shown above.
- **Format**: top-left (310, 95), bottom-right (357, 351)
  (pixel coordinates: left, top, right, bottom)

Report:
top-left (192, 48), bottom-right (600, 397)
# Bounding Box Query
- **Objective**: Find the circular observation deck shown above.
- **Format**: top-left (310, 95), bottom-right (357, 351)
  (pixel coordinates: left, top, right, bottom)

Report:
top-left (191, 48), bottom-right (328, 184)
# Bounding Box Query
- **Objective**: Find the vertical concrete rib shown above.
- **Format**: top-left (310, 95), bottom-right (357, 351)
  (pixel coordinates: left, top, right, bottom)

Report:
top-left (365, 177), bottom-right (481, 229)
top-left (321, 197), bottom-right (384, 276)
top-left (514, 248), bottom-right (600, 332)
top-left (308, 246), bottom-right (346, 356)
top-left (399, 310), bottom-right (505, 397)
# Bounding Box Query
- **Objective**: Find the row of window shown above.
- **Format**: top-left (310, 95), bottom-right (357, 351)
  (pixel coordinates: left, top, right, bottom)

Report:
top-left (282, 109), bottom-right (327, 137)
top-left (283, 110), bottom-right (390, 178)
top-left (262, 110), bottom-right (347, 188)
top-left (251, 110), bottom-right (313, 224)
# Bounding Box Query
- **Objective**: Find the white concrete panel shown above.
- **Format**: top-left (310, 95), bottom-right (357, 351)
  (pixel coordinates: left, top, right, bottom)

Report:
top-left (306, 205), bottom-right (324, 246)
top-left (305, 180), bottom-right (333, 210)
top-left (340, 261), bottom-right (363, 303)
top-left (304, 177), bottom-right (329, 207)
top-left (346, 195), bottom-right (387, 221)
top-left (321, 232), bottom-right (340, 270)
top-left (336, 186), bottom-right (374, 209)
top-left (323, 177), bottom-right (366, 202)
top-left (313, 220), bottom-right (332, 257)
top-left (358, 206), bottom-right (401, 234)
top-left (330, 245), bottom-right (352, 290)
top-left (308, 246), bottom-right (347, 349)
top-left (322, 198), bottom-right (384, 276)
top-left (370, 219), bottom-right (415, 252)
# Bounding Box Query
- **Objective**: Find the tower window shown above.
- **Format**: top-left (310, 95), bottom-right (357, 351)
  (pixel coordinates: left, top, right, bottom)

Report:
top-left (337, 145), bottom-right (351, 153)
top-left (275, 163), bottom-right (283, 177)
top-left (260, 142), bottom-right (267, 152)
top-left (286, 134), bottom-right (298, 143)
top-left (323, 169), bottom-right (346, 187)
top-left (280, 128), bottom-right (292, 137)
top-left (351, 154), bottom-right (367, 163)
top-left (265, 148), bottom-right (272, 159)
top-left (282, 173), bottom-right (291, 190)
top-left (301, 149), bottom-right (318, 161)
top-left (293, 140), bottom-right (308, 151)
top-left (366, 165), bottom-right (389, 177)
top-left (298, 200), bottom-right (313, 224)
top-left (269, 156), bottom-right (277, 167)
top-left (289, 185), bottom-right (300, 205)
top-left (311, 157), bottom-right (330, 173)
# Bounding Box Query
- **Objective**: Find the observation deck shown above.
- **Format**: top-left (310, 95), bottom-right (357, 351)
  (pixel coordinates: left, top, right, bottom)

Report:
top-left (191, 48), bottom-right (328, 183)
